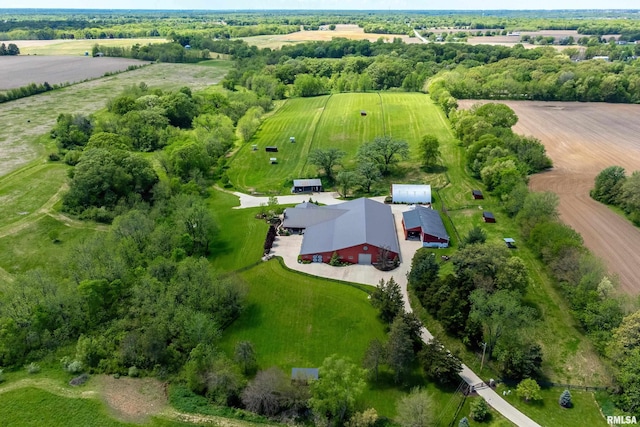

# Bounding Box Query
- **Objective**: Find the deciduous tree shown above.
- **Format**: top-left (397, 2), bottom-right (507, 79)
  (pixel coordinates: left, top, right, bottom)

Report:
top-left (357, 136), bottom-right (409, 175)
top-left (309, 148), bottom-right (345, 182)
top-left (310, 355), bottom-right (366, 427)
top-left (395, 388), bottom-right (435, 427)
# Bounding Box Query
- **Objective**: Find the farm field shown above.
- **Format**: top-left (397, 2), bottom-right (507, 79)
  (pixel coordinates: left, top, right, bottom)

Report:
top-left (240, 23), bottom-right (419, 49)
top-left (0, 59), bottom-right (231, 177)
top-left (466, 29), bottom-right (584, 51)
top-left (459, 100), bottom-right (640, 295)
top-left (0, 56), bottom-right (148, 90)
top-left (13, 37), bottom-right (167, 56)
top-left (226, 92), bottom-right (448, 194)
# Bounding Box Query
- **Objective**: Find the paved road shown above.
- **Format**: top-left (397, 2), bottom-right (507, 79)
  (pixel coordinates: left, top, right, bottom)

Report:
top-left (236, 191), bottom-right (541, 427)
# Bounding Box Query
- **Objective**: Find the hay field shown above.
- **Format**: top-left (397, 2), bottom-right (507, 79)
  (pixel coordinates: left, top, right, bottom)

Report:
top-left (240, 24), bottom-right (419, 49)
top-left (460, 99), bottom-right (640, 295)
top-left (0, 60), bottom-right (231, 177)
top-left (226, 92), bottom-right (444, 194)
top-left (14, 37), bottom-right (166, 56)
top-left (0, 56), bottom-right (148, 90)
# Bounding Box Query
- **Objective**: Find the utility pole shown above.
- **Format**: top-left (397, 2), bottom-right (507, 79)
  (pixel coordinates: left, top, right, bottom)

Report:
top-left (480, 342), bottom-right (487, 371)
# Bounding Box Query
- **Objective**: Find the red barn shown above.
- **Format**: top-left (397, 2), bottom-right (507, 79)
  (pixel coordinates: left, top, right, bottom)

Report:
top-left (402, 206), bottom-right (449, 248)
top-left (283, 198), bottom-right (399, 265)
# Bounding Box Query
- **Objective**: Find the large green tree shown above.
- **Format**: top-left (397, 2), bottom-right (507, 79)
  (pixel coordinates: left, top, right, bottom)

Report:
top-left (309, 148), bottom-right (346, 182)
top-left (419, 134), bottom-right (441, 171)
top-left (63, 148), bottom-right (158, 215)
top-left (310, 355), bottom-right (366, 427)
top-left (357, 136), bottom-right (409, 175)
top-left (469, 289), bottom-right (536, 358)
top-left (591, 165), bottom-right (626, 205)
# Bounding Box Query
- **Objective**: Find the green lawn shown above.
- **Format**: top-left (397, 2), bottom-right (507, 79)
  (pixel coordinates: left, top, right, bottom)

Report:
top-left (0, 162), bottom-right (67, 230)
top-left (497, 384), bottom-right (608, 427)
top-left (226, 92), bottom-right (454, 194)
top-left (207, 189), bottom-right (269, 272)
top-left (226, 96), bottom-right (330, 193)
top-left (0, 387), bottom-right (191, 427)
top-left (221, 260), bottom-right (385, 370)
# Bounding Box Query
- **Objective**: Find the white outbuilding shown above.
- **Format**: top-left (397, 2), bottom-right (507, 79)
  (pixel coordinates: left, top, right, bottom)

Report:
top-left (391, 184), bottom-right (432, 204)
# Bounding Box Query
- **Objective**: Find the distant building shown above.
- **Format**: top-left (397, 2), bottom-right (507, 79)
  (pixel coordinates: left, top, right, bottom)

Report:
top-left (483, 211), bottom-right (496, 223)
top-left (391, 184), bottom-right (432, 204)
top-left (292, 179), bottom-right (323, 193)
top-left (472, 189), bottom-right (484, 200)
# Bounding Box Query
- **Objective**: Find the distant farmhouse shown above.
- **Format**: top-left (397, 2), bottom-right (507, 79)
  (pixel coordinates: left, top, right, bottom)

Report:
top-left (402, 205), bottom-right (449, 248)
top-left (391, 184), bottom-right (432, 204)
top-left (283, 198), bottom-right (400, 265)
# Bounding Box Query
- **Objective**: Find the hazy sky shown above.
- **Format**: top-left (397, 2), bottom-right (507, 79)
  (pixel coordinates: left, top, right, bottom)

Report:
top-left (2, 0), bottom-right (640, 10)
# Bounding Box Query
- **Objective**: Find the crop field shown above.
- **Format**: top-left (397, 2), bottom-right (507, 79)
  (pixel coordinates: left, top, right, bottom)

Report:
top-left (0, 56), bottom-right (148, 90)
top-left (240, 24), bottom-right (420, 49)
top-left (226, 92), bottom-right (452, 194)
top-left (459, 100), bottom-right (640, 295)
top-left (0, 60), bottom-right (231, 176)
top-left (13, 37), bottom-right (167, 56)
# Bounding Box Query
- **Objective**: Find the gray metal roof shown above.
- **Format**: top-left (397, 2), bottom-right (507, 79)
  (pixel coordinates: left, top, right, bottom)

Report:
top-left (299, 198), bottom-right (400, 255)
top-left (402, 206), bottom-right (449, 241)
top-left (293, 179), bottom-right (322, 187)
top-left (283, 205), bottom-right (345, 229)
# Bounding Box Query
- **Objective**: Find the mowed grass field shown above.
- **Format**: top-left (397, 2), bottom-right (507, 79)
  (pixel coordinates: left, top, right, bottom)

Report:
top-left (16, 37), bottom-right (168, 56)
top-left (226, 92), bottom-right (453, 194)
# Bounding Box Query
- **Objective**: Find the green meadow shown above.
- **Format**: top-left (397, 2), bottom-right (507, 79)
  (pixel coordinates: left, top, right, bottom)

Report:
top-left (226, 92), bottom-right (452, 194)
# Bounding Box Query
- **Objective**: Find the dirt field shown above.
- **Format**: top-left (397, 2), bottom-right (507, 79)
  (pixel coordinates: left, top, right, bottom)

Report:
top-left (467, 30), bottom-right (583, 51)
top-left (0, 56), bottom-right (148, 90)
top-left (241, 24), bottom-right (419, 49)
top-left (460, 100), bottom-right (640, 295)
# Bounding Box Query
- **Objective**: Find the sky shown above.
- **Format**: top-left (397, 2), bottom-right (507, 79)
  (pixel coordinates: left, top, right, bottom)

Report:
top-left (2, 0), bottom-right (640, 10)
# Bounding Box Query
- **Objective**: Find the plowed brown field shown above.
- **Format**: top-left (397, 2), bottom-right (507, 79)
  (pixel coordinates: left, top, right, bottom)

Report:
top-left (460, 100), bottom-right (640, 295)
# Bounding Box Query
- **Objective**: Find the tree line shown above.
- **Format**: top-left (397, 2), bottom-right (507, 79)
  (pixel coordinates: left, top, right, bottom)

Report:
top-left (423, 96), bottom-right (637, 413)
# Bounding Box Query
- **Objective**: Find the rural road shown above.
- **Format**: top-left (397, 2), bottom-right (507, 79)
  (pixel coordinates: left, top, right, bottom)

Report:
top-left (238, 191), bottom-right (540, 427)
top-left (413, 29), bottom-right (428, 43)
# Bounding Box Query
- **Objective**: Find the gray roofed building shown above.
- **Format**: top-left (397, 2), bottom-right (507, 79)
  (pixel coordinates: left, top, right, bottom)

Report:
top-left (292, 179), bottom-right (323, 193)
top-left (402, 206), bottom-right (449, 248)
top-left (283, 206), bottom-right (346, 230)
top-left (299, 198), bottom-right (400, 256)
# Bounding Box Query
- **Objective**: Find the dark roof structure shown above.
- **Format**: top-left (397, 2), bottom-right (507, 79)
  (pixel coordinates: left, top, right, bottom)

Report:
top-left (483, 211), bottom-right (495, 220)
top-left (402, 206), bottom-right (449, 241)
top-left (472, 189), bottom-right (484, 198)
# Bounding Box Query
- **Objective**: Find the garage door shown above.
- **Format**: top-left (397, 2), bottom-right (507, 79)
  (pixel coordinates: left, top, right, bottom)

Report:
top-left (358, 254), bottom-right (372, 265)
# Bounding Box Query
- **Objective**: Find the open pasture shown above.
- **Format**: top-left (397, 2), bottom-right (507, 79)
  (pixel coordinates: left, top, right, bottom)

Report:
top-left (0, 60), bottom-right (231, 177)
top-left (240, 24), bottom-right (420, 49)
top-left (14, 37), bottom-right (167, 56)
top-left (0, 56), bottom-right (147, 90)
top-left (459, 100), bottom-right (640, 295)
top-left (226, 92), bottom-right (451, 194)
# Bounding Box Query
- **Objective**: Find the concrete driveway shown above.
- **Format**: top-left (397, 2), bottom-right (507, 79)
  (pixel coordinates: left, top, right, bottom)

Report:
top-left (233, 191), bottom-right (345, 209)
